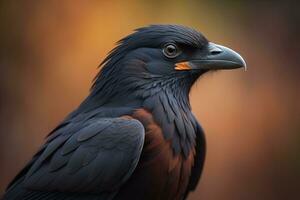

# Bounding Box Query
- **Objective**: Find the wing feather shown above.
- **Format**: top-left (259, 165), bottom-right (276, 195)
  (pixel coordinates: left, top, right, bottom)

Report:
top-left (3, 117), bottom-right (144, 200)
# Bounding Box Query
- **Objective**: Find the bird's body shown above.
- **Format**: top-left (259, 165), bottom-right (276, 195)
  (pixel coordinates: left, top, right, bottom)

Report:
top-left (3, 25), bottom-right (245, 200)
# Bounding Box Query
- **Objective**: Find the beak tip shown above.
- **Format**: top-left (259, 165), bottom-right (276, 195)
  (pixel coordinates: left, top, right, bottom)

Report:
top-left (220, 44), bottom-right (247, 71)
top-left (243, 62), bottom-right (247, 72)
top-left (238, 55), bottom-right (247, 71)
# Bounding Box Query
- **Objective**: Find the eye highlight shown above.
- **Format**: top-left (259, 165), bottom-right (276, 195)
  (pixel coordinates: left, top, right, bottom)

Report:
top-left (163, 43), bottom-right (180, 58)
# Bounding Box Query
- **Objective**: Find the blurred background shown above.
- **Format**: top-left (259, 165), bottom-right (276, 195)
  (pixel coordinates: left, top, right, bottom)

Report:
top-left (0, 0), bottom-right (299, 199)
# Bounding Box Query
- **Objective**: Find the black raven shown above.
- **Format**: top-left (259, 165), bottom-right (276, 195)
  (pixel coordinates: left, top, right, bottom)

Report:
top-left (3, 24), bottom-right (246, 200)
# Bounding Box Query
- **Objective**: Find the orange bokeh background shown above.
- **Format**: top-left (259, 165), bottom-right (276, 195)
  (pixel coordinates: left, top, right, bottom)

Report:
top-left (0, 1), bottom-right (299, 199)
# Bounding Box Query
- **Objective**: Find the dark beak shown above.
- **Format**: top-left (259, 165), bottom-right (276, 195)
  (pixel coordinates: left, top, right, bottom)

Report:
top-left (175, 42), bottom-right (246, 71)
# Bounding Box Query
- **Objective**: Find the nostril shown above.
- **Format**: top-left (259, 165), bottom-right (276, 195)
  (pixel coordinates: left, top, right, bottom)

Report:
top-left (210, 48), bottom-right (222, 55)
top-left (211, 50), bottom-right (221, 55)
top-left (208, 43), bottom-right (223, 55)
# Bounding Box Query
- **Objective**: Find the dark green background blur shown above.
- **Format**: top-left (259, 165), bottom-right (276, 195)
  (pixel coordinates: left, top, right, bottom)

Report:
top-left (0, 1), bottom-right (299, 199)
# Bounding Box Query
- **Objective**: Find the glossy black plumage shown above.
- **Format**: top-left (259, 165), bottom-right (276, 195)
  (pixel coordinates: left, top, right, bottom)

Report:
top-left (3, 24), bottom-right (245, 200)
top-left (4, 116), bottom-right (145, 200)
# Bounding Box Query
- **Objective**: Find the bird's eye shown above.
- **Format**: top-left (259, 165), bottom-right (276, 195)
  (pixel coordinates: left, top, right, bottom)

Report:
top-left (163, 43), bottom-right (180, 58)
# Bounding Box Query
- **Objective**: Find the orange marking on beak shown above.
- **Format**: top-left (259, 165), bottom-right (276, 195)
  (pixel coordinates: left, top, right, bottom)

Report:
top-left (175, 62), bottom-right (191, 70)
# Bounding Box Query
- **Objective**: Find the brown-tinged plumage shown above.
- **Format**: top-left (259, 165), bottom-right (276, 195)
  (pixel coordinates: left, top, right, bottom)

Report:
top-left (114, 109), bottom-right (195, 200)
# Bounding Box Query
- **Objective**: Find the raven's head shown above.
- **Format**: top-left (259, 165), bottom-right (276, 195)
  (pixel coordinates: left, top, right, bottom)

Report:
top-left (88, 25), bottom-right (246, 108)
top-left (72, 25), bottom-right (246, 157)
